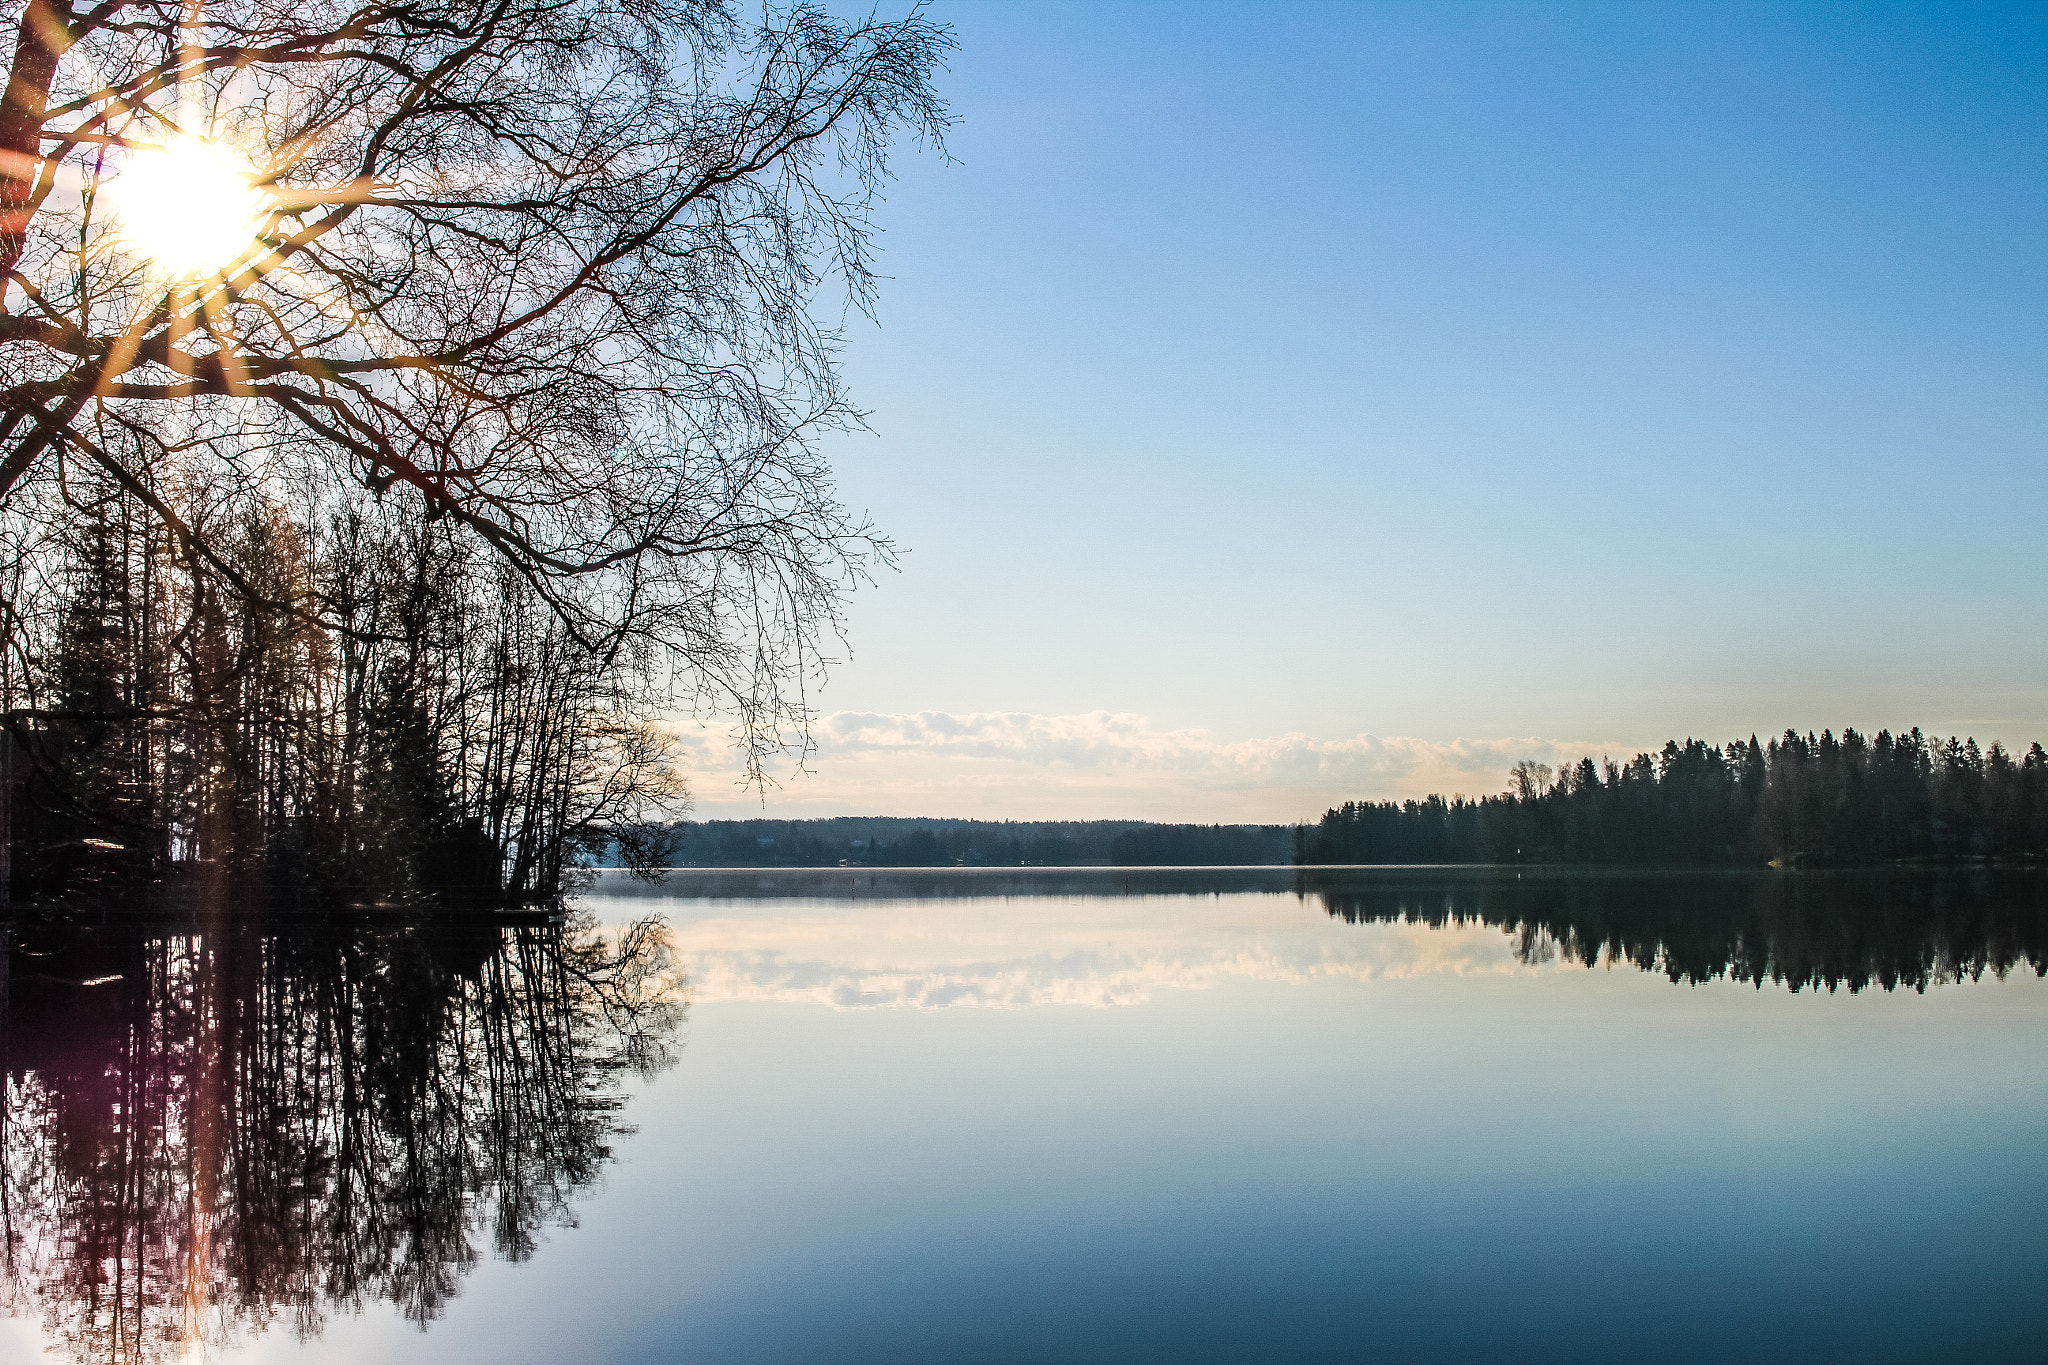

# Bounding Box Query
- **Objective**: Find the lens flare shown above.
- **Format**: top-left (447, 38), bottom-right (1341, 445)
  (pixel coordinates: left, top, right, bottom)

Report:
top-left (107, 136), bottom-right (266, 277)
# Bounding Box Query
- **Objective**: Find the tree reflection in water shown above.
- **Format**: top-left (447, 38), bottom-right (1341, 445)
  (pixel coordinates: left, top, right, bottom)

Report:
top-left (1303, 868), bottom-right (2048, 992)
top-left (0, 905), bottom-right (685, 1363)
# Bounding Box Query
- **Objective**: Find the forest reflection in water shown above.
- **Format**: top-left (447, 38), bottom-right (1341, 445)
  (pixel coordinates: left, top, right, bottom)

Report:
top-left (0, 901), bottom-right (686, 1364)
top-left (604, 865), bottom-right (2048, 1003)
top-left (1298, 867), bottom-right (2048, 994)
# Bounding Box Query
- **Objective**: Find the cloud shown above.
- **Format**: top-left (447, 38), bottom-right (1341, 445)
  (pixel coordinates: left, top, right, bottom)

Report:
top-left (675, 710), bottom-right (1625, 822)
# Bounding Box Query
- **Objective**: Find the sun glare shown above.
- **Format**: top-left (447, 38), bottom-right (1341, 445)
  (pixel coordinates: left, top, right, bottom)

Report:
top-left (107, 136), bottom-right (267, 277)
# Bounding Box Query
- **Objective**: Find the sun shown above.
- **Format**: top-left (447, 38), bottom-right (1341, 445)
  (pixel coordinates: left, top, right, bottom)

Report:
top-left (106, 136), bottom-right (267, 278)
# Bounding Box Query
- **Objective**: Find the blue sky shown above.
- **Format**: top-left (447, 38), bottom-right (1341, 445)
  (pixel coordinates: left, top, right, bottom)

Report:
top-left (695, 1), bottom-right (2048, 819)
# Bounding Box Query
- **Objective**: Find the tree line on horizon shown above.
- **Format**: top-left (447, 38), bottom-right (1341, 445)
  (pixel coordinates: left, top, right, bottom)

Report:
top-left (1298, 728), bottom-right (2048, 866)
top-left (621, 817), bottom-right (1297, 868)
top-left (616, 727), bottom-right (2048, 871)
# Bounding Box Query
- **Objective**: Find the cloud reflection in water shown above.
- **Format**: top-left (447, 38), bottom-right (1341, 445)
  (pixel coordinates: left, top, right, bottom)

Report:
top-left (591, 866), bottom-right (2048, 1009)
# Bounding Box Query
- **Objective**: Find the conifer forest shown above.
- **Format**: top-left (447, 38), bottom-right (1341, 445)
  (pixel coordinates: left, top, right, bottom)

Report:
top-left (1298, 730), bottom-right (2048, 866)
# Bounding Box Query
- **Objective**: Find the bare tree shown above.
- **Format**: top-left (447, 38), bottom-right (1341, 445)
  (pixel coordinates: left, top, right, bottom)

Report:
top-left (1509, 759), bottom-right (1552, 803)
top-left (0, 0), bottom-right (948, 749)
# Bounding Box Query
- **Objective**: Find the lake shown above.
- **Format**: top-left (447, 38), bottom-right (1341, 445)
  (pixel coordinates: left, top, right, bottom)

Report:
top-left (3, 867), bottom-right (2044, 1363)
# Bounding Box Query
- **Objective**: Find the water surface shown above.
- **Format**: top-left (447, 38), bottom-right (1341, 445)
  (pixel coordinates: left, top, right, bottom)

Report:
top-left (5, 868), bottom-right (2044, 1363)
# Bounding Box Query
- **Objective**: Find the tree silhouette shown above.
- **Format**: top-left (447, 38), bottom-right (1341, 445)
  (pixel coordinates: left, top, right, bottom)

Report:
top-left (2, 0), bottom-right (947, 655)
top-left (1299, 728), bottom-right (2048, 867)
top-left (0, 4), bottom-right (952, 904)
top-left (5, 480), bottom-right (690, 903)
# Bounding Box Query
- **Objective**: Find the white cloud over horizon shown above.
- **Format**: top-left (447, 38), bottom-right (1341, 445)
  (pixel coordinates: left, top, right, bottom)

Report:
top-left (676, 709), bottom-right (1629, 822)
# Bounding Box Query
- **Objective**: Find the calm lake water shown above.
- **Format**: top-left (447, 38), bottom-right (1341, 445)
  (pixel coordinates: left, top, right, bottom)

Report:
top-left (4, 867), bottom-right (2045, 1363)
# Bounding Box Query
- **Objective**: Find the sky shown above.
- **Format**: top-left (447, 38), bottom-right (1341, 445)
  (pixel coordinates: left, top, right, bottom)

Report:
top-left (687, 0), bottom-right (2048, 822)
